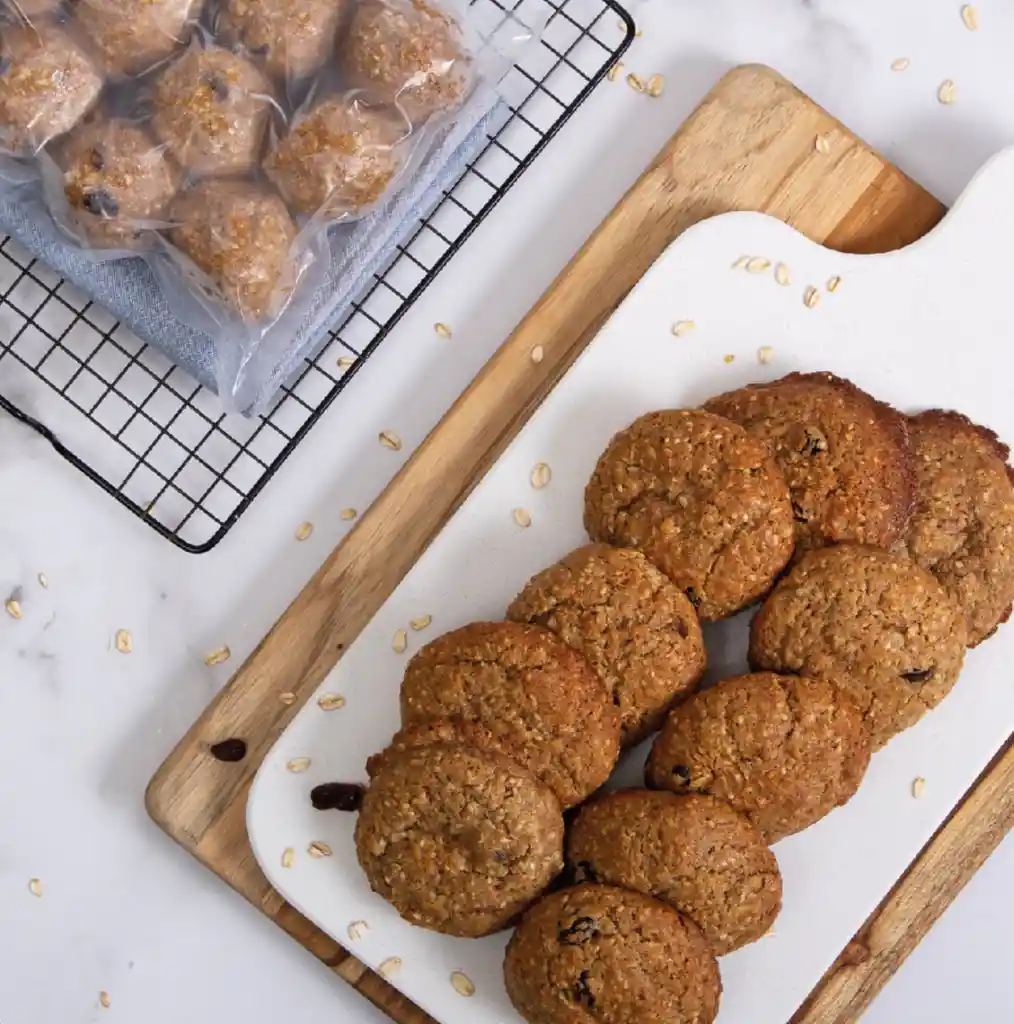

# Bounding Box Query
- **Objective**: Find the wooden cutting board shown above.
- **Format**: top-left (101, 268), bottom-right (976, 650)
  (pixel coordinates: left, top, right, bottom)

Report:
top-left (146, 63), bottom-right (1014, 1024)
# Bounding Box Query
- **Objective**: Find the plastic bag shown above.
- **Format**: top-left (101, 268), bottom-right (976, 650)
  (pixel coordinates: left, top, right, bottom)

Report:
top-left (0, 0), bottom-right (544, 413)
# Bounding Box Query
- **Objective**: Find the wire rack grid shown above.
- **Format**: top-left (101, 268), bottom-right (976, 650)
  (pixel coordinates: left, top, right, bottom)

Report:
top-left (0, 0), bottom-right (634, 553)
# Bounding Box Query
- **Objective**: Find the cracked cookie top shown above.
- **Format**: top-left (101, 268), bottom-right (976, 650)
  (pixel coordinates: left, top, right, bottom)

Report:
top-left (583, 409), bottom-right (795, 621)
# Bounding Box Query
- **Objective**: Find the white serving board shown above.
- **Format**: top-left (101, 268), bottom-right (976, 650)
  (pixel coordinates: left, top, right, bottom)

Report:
top-left (247, 147), bottom-right (1014, 1024)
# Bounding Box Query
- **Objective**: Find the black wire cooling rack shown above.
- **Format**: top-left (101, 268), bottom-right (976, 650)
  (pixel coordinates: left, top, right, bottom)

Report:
top-left (0, 0), bottom-right (634, 553)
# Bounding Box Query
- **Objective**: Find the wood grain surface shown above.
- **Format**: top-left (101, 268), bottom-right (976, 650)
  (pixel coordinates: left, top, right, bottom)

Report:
top-left (145, 64), bottom-right (1009, 1024)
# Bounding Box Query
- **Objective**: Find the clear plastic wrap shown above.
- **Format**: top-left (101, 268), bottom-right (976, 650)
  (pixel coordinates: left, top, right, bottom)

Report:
top-left (0, 0), bottom-right (543, 412)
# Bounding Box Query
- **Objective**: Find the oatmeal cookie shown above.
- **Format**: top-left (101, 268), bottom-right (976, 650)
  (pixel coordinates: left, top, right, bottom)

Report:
top-left (400, 621), bottom-right (620, 808)
top-left (507, 544), bottom-right (706, 746)
top-left (583, 409), bottom-right (795, 621)
top-left (646, 672), bottom-right (871, 842)
top-left (749, 545), bottom-right (968, 748)
top-left (902, 410), bottom-right (1014, 646)
top-left (504, 884), bottom-right (721, 1024)
top-left (355, 741), bottom-right (564, 937)
top-left (704, 371), bottom-right (915, 552)
top-left (567, 790), bottom-right (781, 954)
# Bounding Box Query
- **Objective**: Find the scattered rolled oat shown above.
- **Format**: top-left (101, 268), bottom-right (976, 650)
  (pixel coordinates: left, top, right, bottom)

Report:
top-left (607, 61), bottom-right (622, 82)
top-left (512, 507), bottom-right (532, 528)
top-left (99, 991), bottom-right (111, 1009)
top-left (392, 629), bottom-right (408, 653)
top-left (308, 841), bottom-right (333, 858)
top-left (286, 757), bottom-right (312, 773)
top-left (337, 355), bottom-right (356, 369)
top-left (961, 4), bottom-right (979, 30)
top-left (757, 346), bottom-right (775, 365)
top-left (410, 614), bottom-right (433, 631)
top-left (347, 920), bottom-right (369, 942)
top-left (626, 72), bottom-right (646, 93)
top-left (891, 57), bottom-right (911, 71)
top-left (647, 74), bottom-right (664, 98)
top-left (450, 971), bottom-right (476, 998)
top-left (317, 693), bottom-right (346, 711)
top-left (434, 322), bottom-right (452, 338)
top-left (295, 522), bottom-right (314, 542)
top-left (204, 646), bottom-right (231, 667)
top-left (732, 255), bottom-right (750, 269)
top-left (671, 320), bottom-right (695, 337)
top-left (281, 847), bottom-right (295, 868)
top-left (279, 692), bottom-right (297, 706)
top-left (746, 257), bottom-right (771, 274)
top-left (115, 629), bottom-right (133, 654)
top-left (530, 345), bottom-right (545, 363)
top-left (827, 275), bottom-right (842, 293)
top-left (938, 79), bottom-right (957, 105)
top-left (803, 286), bottom-right (821, 309)
top-left (378, 957), bottom-right (402, 979)
top-left (379, 430), bottom-right (402, 451)
top-left (340, 508), bottom-right (358, 521)
top-left (530, 463), bottom-right (552, 489)
top-left (37, 573), bottom-right (49, 589)
top-left (28, 878), bottom-right (42, 898)
top-left (723, 354), bottom-right (735, 364)
top-left (774, 263), bottom-right (791, 286)
top-left (814, 134), bottom-right (831, 155)
top-left (912, 776), bottom-right (926, 799)
top-left (4, 598), bottom-right (22, 620)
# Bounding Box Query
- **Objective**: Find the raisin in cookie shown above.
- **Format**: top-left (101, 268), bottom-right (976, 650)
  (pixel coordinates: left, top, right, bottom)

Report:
top-left (704, 372), bottom-right (915, 552)
top-left (400, 621), bottom-right (620, 808)
top-left (508, 544), bottom-right (706, 746)
top-left (584, 409), bottom-right (795, 621)
top-left (750, 545), bottom-right (968, 748)
top-left (646, 672), bottom-right (871, 842)
top-left (567, 790), bottom-right (781, 955)
top-left (355, 741), bottom-right (563, 937)
top-left (901, 410), bottom-right (1014, 647)
top-left (504, 884), bottom-right (721, 1024)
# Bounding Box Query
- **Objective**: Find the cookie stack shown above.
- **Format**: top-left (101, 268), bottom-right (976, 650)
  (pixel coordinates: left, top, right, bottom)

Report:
top-left (356, 371), bottom-right (1014, 1024)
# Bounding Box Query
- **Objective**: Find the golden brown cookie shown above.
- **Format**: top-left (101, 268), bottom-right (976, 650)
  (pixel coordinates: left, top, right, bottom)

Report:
top-left (504, 884), bottom-right (721, 1024)
top-left (583, 409), bottom-right (795, 621)
top-left (704, 372), bottom-right (915, 552)
top-left (902, 410), bottom-right (1014, 647)
top-left (646, 672), bottom-right (871, 842)
top-left (355, 741), bottom-right (563, 937)
top-left (750, 545), bottom-right (968, 748)
top-left (507, 544), bottom-right (706, 746)
top-left (567, 790), bottom-right (781, 955)
top-left (400, 621), bottom-right (620, 808)
top-left (364, 716), bottom-right (510, 779)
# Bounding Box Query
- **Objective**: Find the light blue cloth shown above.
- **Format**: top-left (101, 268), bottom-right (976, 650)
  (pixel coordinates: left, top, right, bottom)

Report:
top-left (0, 95), bottom-right (505, 414)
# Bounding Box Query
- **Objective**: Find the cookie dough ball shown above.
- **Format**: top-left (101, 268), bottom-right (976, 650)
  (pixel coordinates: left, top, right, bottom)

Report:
top-left (400, 621), bottom-right (621, 808)
top-left (168, 179), bottom-right (297, 321)
top-left (0, 24), bottom-right (103, 156)
top-left (646, 672), bottom-right (871, 842)
top-left (263, 96), bottom-right (405, 216)
top-left (74, 0), bottom-right (199, 78)
top-left (902, 411), bottom-right (1014, 647)
top-left (504, 884), bottom-right (721, 1024)
top-left (704, 372), bottom-right (916, 553)
top-left (584, 409), bottom-right (795, 621)
top-left (55, 117), bottom-right (178, 249)
top-left (750, 545), bottom-right (968, 748)
top-left (508, 544), bottom-right (706, 747)
top-left (340, 0), bottom-right (470, 123)
top-left (152, 43), bottom-right (274, 177)
top-left (567, 791), bottom-right (782, 955)
top-left (218, 0), bottom-right (349, 83)
top-left (355, 741), bottom-right (564, 937)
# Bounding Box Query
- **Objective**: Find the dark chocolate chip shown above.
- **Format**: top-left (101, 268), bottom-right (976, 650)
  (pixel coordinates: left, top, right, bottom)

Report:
top-left (902, 668), bottom-right (934, 684)
top-left (249, 42), bottom-right (270, 55)
top-left (89, 147), bottom-right (104, 170)
top-left (572, 970), bottom-right (595, 1009)
top-left (310, 781), bottom-right (365, 811)
top-left (209, 737), bottom-right (247, 762)
top-left (684, 586), bottom-right (701, 609)
top-left (671, 764), bottom-right (691, 785)
top-left (558, 916), bottom-right (599, 946)
top-left (799, 426), bottom-right (828, 456)
top-left (792, 502), bottom-right (810, 524)
top-left (675, 618), bottom-right (688, 638)
top-left (612, 692), bottom-right (621, 706)
top-left (206, 74), bottom-right (230, 101)
top-left (81, 188), bottom-right (119, 219)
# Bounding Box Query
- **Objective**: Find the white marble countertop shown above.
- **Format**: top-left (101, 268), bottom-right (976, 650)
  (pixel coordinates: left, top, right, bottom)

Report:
top-left (2, 1), bottom-right (1013, 1022)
